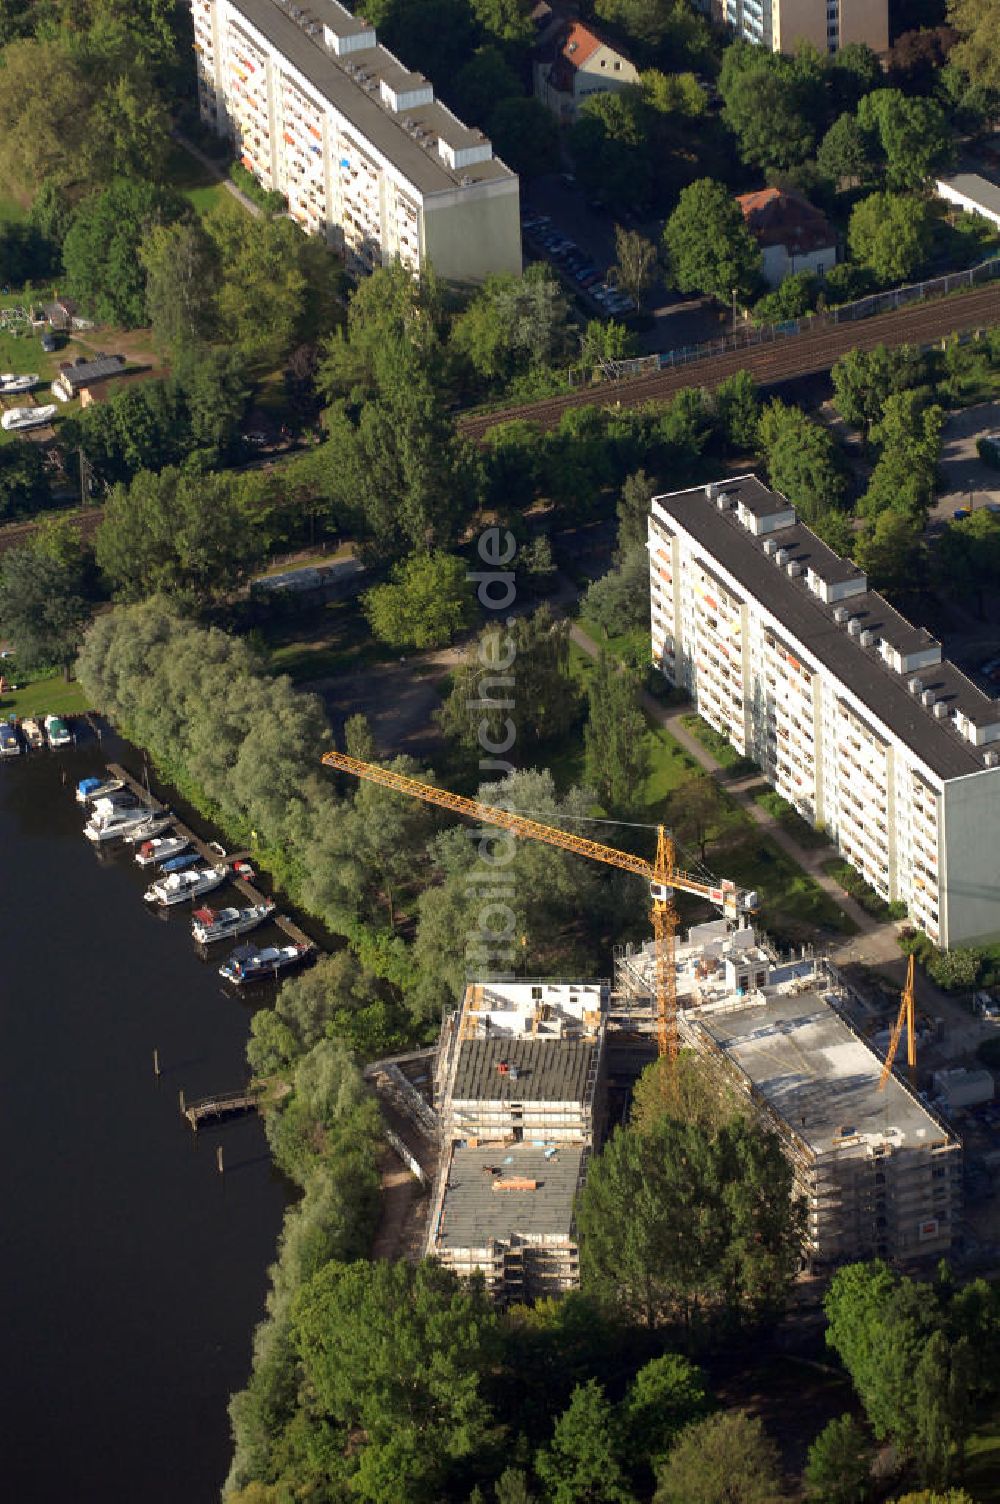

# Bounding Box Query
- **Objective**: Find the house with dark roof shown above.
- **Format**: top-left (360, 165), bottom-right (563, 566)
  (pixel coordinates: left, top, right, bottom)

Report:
top-left (533, 20), bottom-right (638, 123)
top-left (736, 186), bottom-right (837, 288)
top-left (51, 354), bottom-right (127, 403)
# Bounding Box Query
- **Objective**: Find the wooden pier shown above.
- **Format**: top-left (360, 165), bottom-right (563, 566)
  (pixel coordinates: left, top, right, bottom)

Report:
top-left (181, 1087), bottom-right (263, 1131)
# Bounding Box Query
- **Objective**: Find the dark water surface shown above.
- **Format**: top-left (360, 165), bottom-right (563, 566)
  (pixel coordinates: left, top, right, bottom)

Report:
top-left (0, 731), bottom-right (288, 1502)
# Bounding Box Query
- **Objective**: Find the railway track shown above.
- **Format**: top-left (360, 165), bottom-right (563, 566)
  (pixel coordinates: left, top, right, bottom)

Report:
top-left (458, 282), bottom-right (1000, 441)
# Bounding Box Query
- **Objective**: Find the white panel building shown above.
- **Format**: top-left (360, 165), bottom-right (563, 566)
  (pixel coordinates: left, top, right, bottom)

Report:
top-left (648, 476), bottom-right (1000, 950)
top-left (699, 0), bottom-right (887, 54)
top-left (190, 0), bottom-right (521, 282)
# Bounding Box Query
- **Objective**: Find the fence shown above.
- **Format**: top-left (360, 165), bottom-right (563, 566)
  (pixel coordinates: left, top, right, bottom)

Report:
top-left (579, 253), bottom-right (1000, 389)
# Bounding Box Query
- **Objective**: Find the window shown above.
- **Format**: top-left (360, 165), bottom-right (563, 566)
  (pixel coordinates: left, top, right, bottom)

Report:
top-left (613, 60), bottom-right (621, 70)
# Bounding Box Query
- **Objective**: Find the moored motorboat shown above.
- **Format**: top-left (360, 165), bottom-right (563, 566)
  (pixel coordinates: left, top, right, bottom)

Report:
top-left (21, 718), bottom-right (44, 750)
top-left (0, 373), bottom-right (38, 394)
top-left (121, 812), bottom-right (173, 845)
top-left (1, 403), bottom-right (57, 431)
top-left (192, 900), bottom-right (275, 946)
top-left (144, 864), bottom-right (226, 906)
top-left (159, 850), bottom-right (200, 874)
top-left (0, 719), bottom-right (20, 757)
top-left (218, 941), bottom-right (310, 984)
top-left (135, 835), bottom-right (189, 868)
top-left (75, 776), bottom-right (125, 804)
top-left (84, 797), bottom-right (153, 843)
top-left (43, 714), bottom-right (72, 748)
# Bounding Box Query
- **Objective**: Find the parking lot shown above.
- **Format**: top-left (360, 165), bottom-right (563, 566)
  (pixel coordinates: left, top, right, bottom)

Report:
top-left (933, 399), bottom-right (1000, 523)
top-left (522, 208), bottom-right (639, 321)
top-left (520, 174), bottom-right (723, 353)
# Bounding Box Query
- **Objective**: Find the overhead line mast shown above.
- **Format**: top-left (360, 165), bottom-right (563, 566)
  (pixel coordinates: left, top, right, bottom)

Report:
top-left (321, 750), bottom-right (757, 1059)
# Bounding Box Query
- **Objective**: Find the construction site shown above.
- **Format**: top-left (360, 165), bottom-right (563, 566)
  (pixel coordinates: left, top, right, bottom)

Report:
top-left (325, 750), bottom-right (972, 1298)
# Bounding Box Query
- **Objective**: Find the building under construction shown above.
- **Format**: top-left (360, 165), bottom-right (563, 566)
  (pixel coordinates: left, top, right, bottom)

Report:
top-left (427, 980), bottom-right (609, 1300)
top-left (617, 921), bottom-right (962, 1267)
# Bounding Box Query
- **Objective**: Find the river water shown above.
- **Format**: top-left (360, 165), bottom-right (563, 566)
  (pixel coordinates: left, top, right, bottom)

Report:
top-left (0, 728), bottom-right (289, 1503)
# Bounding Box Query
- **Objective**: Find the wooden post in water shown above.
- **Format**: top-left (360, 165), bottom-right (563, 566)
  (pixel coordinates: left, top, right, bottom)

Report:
top-left (153, 1048), bottom-right (160, 1078)
top-left (216, 1145), bottom-right (224, 1175)
top-left (179, 1087), bottom-right (187, 1120)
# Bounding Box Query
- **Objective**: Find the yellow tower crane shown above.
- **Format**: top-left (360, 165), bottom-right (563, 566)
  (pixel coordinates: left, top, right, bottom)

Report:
top-left (878, 953), bottom-right (917, 1091)
top-left (321, 750), bottom-right (758, 1060)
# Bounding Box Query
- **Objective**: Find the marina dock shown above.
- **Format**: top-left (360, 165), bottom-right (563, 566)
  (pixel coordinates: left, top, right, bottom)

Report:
top-left (106, 762), bottom-right (316, 951)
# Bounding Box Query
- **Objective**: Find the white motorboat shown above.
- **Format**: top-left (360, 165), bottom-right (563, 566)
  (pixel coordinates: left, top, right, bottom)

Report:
top-left (0, 720), bottom-right (19, 757)
top-left (135, 835), bottom-right (189, 868)
top-left (84, 797), bottom-right (153, 843)
top-left (75, 776), bottom-right (125, 804)
top-left (144, 864), bottom-right (226, 907)
top-left (192, 900), bottom-right (275, 945)
top-left (43, 714), bottom-right (72, 747)
top-left (121, 812), bottom-right (174, 845)
top-left (1, 403), bottom-right (57, 431)
top-left (219, 941), bottom-right (311, 984)
top-left (21, 718), bottom-right (44, 750)
top-left (0, 373), bottom-right (38, 394)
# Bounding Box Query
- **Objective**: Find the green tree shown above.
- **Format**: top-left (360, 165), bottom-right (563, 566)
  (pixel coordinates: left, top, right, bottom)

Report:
top-left (291, 1259), bottom-right (501, 1504)
top-left (140, 216), bottom-right (220, 354)
top-left (585, 651), bottom-right (650, 812)
top-left (934, 510), bottom-right (1000, 617)
top-left (62, 177), bottom-right (184, 325)
top-left (830, 344), bottom-right (928, 441)
top-left (614, 225), bottom-right (658, 307)
top-left (362, 551), bottom-right (475, 649)
top-left (804, 1414), bottom-right (873, 1504)
top-left (667, 769), bottom-right (729, 864)
top-left (593, 0), bottom-right (711, 55)
top-left (470, 0), bottom-right (533, 42)
top-left (654, 1410), bottom-right (785, 1504)
top-left (578, 318), bottom-right (637, 373)
top-left (753, 271), bottom-right (819, 327)
top-left (581, 545), bottom-right (651, 636)
top-left (0, 518), bottom-right (90, 674)
top-left (495, 1469), bottom-right (536, 1504)
top-left (948, 0), bottom-right (1000, 89)
top-left (640, 69), bottom-right (706, 116)
top-left (535, 1380), bottom-right (632, 1504)
top-left (94, 466), bottom-right (269, 603)
top-left (714, 370), bottom-right (760, 454)
top-left (488, 96), bottom-right (561, 179)
top-left (853, 509), bottom-right (925, 598)
top-left (721, 61), bottom-right (818, 170)
top-left (817, 112), bottom-right (871, 188)
top-left (848, 192), bottom-right (934, 284)
top-left (452, 44), bottom-right (520, 123)
top-left (663, 178), bottom-right (762, 303)
top-left (857, 89), bottom-right (953, 191)
top-left (914, 1331), bottom-right (975, 1489)
top-left (761, 402), bottom-right (847, 522)
top-left (435, 607), bottom-right (581, 759)
top-left (0, 439), bottom-right (50, 521)
top-left (617, 468), bottom-right (657, 554)
top-left (630, 1051), bottom-right (743, 1139)
top-left (577, 1115), bottom-right (802, 1332)
top-left (452, 264), bottom-right (572, 387)
top-left (622, 1354), bottom-right (709, 1484)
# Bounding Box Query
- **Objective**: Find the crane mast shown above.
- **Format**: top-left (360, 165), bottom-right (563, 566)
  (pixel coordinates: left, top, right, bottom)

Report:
top-left (321, 749), bottom-right (756, 1059)
top-left (878, 953), bottom-right (917, 1090)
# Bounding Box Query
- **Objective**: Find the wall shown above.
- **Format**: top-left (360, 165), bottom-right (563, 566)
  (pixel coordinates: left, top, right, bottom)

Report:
top-left (940, 767), bottom-right (1000, 947)
top-left (760, 240), bottom-right (836, 288)
top-left (422, 178), bottom-right (522, 283)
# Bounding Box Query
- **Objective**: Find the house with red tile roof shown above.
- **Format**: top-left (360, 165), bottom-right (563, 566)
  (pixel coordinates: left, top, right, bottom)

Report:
top-left (736, 186), bottom-right (837, 288)
top-left (533, 20), bottom-right (639, 124)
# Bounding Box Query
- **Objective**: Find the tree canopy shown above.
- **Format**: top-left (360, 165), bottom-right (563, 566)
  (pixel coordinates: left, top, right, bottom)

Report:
top-left (362, 551), bottom-right (475, 649)
top-left (663, 178), bottom-right (762, 303)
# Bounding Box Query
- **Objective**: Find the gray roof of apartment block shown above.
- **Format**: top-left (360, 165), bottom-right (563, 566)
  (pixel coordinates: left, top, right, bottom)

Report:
top-left (435, 1142), bottom-right (585, 1249)
top-left (231, 0), bottom-right (515, 194)
top-left (451, 1037), bottom-right (596, 1104)
top-left (652, 475), bottom-right (1000, 782)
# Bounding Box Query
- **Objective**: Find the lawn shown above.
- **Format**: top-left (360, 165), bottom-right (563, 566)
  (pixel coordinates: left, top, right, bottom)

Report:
top-left (0, 673), bottom-right (89, 719)
top-left (164, 141), bottom-right (234, 220)
top-left (0, 185), bottom-right (28, 226)
top-left (577, 615), bottom-right (649, 666)
top-left (722, 831), bottom-right (859, 943)
top-left (260, 595), bottom-right (395, 682)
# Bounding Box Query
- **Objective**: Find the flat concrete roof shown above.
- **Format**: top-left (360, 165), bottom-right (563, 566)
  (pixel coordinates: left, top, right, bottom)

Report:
top-left (229, 0), bottom-right (515, 193)
top-left (435, 1142), bottom-right (584, 1249)
top-left (653, 477), bottom-right (1000, 781)
top-left (692, 989), bottom-right (953, 1159)
top-left (452, 1037), bottom-right (596, 1104)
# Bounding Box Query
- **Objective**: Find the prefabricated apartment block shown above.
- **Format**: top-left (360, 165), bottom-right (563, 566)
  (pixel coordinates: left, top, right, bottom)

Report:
top-left (649, 476), bottom-right (1000, 949)
top-left (427, 981), bottom-right (608, 1300)
top-left (618, 922), bottom-right (962, 1266)
top-left (190, 0), bottom-right (521, 281)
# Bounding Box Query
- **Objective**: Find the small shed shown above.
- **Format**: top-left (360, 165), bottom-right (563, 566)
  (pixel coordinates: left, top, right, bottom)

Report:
top-left (42, 298), bottom-right (78, 331)
top-left (51, 354), bottom-right (127, 402)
